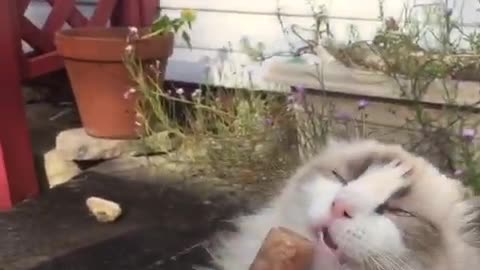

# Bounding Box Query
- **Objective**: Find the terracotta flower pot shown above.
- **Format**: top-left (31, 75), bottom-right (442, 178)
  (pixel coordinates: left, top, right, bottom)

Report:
top-left (55, 27), bottom-right (174, 139)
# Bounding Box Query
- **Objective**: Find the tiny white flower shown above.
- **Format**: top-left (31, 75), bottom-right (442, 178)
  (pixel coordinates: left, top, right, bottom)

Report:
top-left (123, 87), bottom-right (137, 99)
top-left (126, 26), bottom-right (139, 42)
top-left (192, 88), bottom-right (201, 97)
top-left (134, 121), bottom-right (142, 127)
top-left (176, 88), bottom-right (184, 95)
top-left (128, 26), bottom-right (138, 35)
top-left (125, 44), bottom-right (134, 53)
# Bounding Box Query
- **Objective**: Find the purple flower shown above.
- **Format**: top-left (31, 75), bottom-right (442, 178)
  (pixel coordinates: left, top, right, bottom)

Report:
top-left (288, 85), bottom-right (306, 105)
top-left (358, 99), bottom-right (369, 110)
top-left (462, 128), bottom-right (476, 141)
top-left (454, 169), bottom-right (464, 177)
top-left (264, 118), bottom-right (273, 126)
top-left (334, 111), bottom-right (352, 121)
top-left (287, 94), bottom-right (295, 103)
top-left (294, 85), bottom-right (306, 95)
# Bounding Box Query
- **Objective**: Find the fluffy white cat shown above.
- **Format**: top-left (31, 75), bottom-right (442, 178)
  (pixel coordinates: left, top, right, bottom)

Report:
top-left (210, 139), bottom-right (480, 270)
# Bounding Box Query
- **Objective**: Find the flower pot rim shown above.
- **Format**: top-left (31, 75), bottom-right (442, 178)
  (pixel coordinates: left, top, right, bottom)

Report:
top-left (55, 27), bottom-right (175, 61)
top-left (55, 26), bottom-right (173, 43)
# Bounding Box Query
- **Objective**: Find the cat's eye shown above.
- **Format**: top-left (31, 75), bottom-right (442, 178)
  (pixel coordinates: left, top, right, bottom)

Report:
top-left (375, 204), bottom-right (414, 217)
top-left (387, 207), bottom-right (414, 217)
top-left (331, 170), bottom-right (347, 185)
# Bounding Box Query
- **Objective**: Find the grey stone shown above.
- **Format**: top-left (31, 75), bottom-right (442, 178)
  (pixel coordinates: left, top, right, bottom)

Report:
top-left (55, 128), bottom-right (181, 161)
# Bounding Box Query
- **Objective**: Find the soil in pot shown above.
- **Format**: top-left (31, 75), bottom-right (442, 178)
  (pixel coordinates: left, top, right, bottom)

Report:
top-left (55, 27), bottom-right (174, 139)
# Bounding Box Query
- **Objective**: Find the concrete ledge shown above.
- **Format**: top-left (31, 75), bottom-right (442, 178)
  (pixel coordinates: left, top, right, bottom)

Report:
top-left (262, 58), bottom-right (480, 107)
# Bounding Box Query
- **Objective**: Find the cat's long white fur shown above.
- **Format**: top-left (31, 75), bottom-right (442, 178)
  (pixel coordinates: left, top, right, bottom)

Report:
top-left (210, 139), bottom-right (480, 270)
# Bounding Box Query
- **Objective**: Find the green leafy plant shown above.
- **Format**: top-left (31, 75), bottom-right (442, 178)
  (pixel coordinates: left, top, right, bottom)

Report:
top-left (124, 47), bottom-right (299, 181)
top-left (142, 9), bottom-right (197, 48)
top-left (247, 1), bottom-right (480, 193)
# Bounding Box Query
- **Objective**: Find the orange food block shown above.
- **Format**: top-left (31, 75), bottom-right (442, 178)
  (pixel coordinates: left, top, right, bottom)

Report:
top-left (249, 227), bottom-right (314, 270)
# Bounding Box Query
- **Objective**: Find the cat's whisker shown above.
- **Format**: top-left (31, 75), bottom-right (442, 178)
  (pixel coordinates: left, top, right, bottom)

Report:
top-left (376, 251), bottom-right (414, 270)
top-left (364, 254), bottom-right (386, 270)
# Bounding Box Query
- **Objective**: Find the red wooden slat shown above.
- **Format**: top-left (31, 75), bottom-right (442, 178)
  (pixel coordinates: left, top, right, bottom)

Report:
top-left (65, 9), bottom-right (89, 28)
top-left (88, 0), bottom-right (118, 26)
top-left (44, 0), bottom-right (88, 28)
top-left (25, 52), bottom-right (64, 79)
top-left (21, 18), bottom-right (55, 53)
top-left (0, 144), bottom-right (12, 209)
top-left (43, 0), bottom-right (76, 38)
top-left (111, 0), bottom-right (141, 26)
top-left (0, 0), bottom-right (39, 210)
top-left (18, 0), bottom-right (32, 14)
top-left (140, 0), bottom-right (159, 26)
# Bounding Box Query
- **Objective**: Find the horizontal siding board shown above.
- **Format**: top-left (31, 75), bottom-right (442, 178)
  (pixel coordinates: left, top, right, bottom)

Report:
top-left (162, 9), bottom-right (383, 53)
top-left (24, 0), bottom-right (480, 87)
top-left (161, 0), bottom-right (407, 20)
top-left (447, 0), bottom-right (480, 26)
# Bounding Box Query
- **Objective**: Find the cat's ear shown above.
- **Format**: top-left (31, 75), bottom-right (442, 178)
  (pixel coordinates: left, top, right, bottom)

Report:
top-left (458, 196), bottom-right (480, 248)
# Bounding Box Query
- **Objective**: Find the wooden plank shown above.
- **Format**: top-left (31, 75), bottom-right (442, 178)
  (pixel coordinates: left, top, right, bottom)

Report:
top-left (0, 0), bottom-right (39, 210)
top-left (66, 9), bottom-right (89, 27)
top-left (53, 0), bottom-right (91, 28)
top-left (140, 0), bottom-right (159, 26)
top-left (0, 144), bottom-right (11, 209)
top-left (18, 0), bottom-right (32, 14)
top-left (20, 18), bottom-right (56, 52)
top-left (111, 0), bottom-right (141, 26)
top-left (24, 52), bottom-right (64, 79)
top-left (43, 0), bottom-right (76, 39)
top-left (88, 0), bottom-right (118, 26)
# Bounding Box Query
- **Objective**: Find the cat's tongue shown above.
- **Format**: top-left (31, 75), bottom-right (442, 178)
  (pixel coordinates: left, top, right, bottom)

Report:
top-left (312, 239), bottom-right (345, 270)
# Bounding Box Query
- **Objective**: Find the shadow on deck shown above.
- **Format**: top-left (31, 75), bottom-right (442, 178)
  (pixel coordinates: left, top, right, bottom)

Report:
top-left (0, 171), bottom-right (246, 270)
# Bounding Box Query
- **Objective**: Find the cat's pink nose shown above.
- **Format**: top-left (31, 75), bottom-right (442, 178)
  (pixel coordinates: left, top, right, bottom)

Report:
top-left (331, 200), bottom-right (353, 219)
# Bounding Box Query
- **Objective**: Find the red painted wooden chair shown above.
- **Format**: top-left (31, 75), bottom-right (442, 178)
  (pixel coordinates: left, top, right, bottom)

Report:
top-left (0, 0), bottom-right (159, 210)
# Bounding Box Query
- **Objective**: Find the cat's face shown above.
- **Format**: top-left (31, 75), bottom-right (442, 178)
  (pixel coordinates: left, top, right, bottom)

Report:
top-left (292, 140), bottom-right (476, 270)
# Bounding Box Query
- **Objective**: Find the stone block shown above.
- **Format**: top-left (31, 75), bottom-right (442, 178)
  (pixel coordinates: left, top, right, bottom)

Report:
top-left (55, 128), bottom-right (181, 161)
top-left (44, 150), bottom-right (82, 188)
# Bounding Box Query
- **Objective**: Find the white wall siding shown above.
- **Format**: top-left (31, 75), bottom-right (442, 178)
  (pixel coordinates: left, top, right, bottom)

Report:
top-left (161, 0), bottom-right (406, 88)
top-left (25, 0), bottom-right (480, 89)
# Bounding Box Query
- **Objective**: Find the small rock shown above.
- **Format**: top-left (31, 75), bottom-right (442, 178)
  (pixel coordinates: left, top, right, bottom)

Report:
top-left (56, 128), bottom-right (181, 161)
top-left (44, 150), bottom-right (82, 188)
top-left (86, 197), bottom-right (122, 223)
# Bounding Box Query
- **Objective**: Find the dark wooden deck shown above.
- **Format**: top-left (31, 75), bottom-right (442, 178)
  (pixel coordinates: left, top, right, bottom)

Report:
top-left (0, 170), bottom-right (246, 270)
